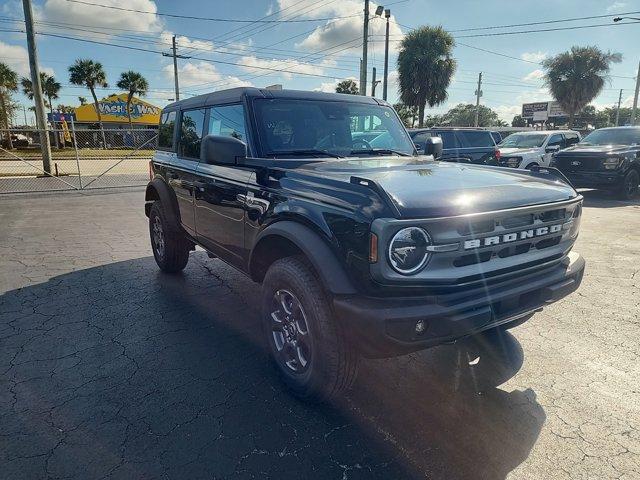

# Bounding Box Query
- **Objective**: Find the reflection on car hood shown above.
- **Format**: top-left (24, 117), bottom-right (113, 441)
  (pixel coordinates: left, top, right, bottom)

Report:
top-left (292, 157), bottom-right (578, 218)
top-left (554, 144), bottom-right (637, 155)
top-left (499, 147), bottom-right (540, 156)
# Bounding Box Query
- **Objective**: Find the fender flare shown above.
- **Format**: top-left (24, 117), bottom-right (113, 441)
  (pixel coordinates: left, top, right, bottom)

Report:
top-left (251, 221), bottom-right (357, 295)
top-left (145, 178), bottom-right (181, 232)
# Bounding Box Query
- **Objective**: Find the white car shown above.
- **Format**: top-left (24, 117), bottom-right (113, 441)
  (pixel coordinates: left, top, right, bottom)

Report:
top-left (497, 130), bottom-right (581, 169)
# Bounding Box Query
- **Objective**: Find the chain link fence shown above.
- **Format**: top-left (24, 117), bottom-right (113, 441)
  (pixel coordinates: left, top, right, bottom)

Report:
top-left (0, 127), bottom-right (157, 194)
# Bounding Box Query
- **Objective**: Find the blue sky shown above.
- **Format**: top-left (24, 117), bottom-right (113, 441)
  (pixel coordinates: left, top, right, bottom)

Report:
top-left (1, 0), bottom-right (639, 124)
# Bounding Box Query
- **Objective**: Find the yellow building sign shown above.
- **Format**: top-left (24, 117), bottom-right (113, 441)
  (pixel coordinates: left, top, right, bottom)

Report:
top-left (75, 93), bottom-right (161, 125)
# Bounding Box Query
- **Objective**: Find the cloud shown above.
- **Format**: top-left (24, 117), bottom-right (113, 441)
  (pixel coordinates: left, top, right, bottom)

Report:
top-left (160, 31), bottom-right (214, 52)
top-left (520, 51), bottom-right (547, 63)
top-left (0, 40), bottom-right (54, 78)
top-left (275, 0), bottom-right (402, 56)
top-left (237, 56), bottom-right (332, 79)
top-left (606, 1), bottom-right (627, 13)
top-left (313, 76), bottom-right (358, 93)
top-left (490, 88), bottom-right (551, 122)
top-left (164, 61), bottom-right (252, 90)
top-left (522, 69), bottom-right (545, 82)
top-left (39, 0), bottom-right (163, 33)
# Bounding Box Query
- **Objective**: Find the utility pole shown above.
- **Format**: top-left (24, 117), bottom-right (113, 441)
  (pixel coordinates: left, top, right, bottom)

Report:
top-left (22, 104), bottom-right (27, 126)
top-left (359, 0), bottom-right (369, 96)
top-left (632, 60), bottom-right (640, 126)
top-left (382, 9), bottom-right (390, 101)
top-left (474, 72), bottom-right (483, 127)
top-left (22, 0), bottom-right (52, 174)
top-left (615, 89), bottom-right (623, 126)
top-left (371, 67), bottom-right (380, 97)
top-left (162, 36), bottom-right (190, 101)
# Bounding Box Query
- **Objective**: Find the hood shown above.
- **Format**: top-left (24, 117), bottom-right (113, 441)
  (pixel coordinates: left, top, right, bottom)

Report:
top-left (293, 157), bottom-right (577, 218)
top-left (555, 144), bottom-right (636, 155)
top-left (499, 147), bottom-right (540, 156)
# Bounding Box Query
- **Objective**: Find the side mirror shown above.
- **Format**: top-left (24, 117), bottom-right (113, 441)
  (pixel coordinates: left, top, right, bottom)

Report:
top-left (423, 136), bottom-right (443, 159)
top-left (545, 145), bottom-right (560, 153)
top-left (201, 134), bottom-right (247, 165)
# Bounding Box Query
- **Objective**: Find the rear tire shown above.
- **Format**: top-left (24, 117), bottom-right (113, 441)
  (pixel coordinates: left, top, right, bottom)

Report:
top-left (261, 256), bottom-right (359, 402)
top-left (149, 201), bottom-right (190, 273)
top-left (619, 169), bottom-right (639, 200)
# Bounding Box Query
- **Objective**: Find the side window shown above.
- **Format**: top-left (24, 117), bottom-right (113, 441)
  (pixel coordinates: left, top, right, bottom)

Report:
top-left (158, 111), bottom-right (176, 150)
top-left (178, 108), bottom-right (206, 159)
top-left (434, 131), bottom-right (458, 149)
top-left (457, 131), bottom-right (495, 148)
top-left (564, 133), bottom-right (579, 146)
top-left (547, 134), bottom-right (564, 147)
top-left (208, 104), bottom-right (247, 142)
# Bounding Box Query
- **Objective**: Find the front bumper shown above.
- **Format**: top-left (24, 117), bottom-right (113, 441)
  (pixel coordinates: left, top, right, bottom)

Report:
top-left (333, 251), bottom-right (585, 358)
top-left (563, 171), bottom-right (625, 189)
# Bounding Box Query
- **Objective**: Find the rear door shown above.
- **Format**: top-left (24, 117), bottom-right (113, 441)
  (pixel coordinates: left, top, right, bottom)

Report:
top-left (194, 104), bottom-right (252, 267)
top-left (169, 108), bottom-right (206, 235)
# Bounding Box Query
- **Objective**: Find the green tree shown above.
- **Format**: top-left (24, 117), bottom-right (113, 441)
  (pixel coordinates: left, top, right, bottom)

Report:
top-left (21, 73), bottom-right (61, 145)
top-left (0, 63), bottom-right (18, 149)
top-left (440, 103), bottom-right (504, 127)
top-left (78, 96), bottom-right (87, 105)
top-left (542, 46), bottom-right (622, 128)
top-left (335, 79), bottom-right (359, 95)
top-left (397, 26), bottom-right (456, 127)
top-left (393, 102), bottom-right (418, 127)
top-left (116, 70), bottom-right (149, 131)
top-left (511, 115), bottom-right (527, 127)
top-left (69, 59), bottom-right (108, 147)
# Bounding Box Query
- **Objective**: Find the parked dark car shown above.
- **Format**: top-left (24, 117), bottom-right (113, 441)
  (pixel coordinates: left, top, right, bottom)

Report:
top-left (145, 87), bottom-right (585, 401)
top-left (409, 127), bottom-right (500, 165)
top-left (552, 126), bottom-right (640, 199)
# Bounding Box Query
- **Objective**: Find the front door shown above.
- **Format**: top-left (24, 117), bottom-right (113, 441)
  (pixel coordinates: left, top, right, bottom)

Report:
top-left (194, 104), bottom-right (251, 267)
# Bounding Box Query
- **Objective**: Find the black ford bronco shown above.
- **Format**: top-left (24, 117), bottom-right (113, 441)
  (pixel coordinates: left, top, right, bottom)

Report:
top-left (145, 88), bottom-right (585, 401)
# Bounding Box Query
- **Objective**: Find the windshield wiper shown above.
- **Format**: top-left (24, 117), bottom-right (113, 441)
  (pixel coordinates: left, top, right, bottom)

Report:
top-left (269, 149), bottom-right (343, 159)
top-left (350, 148), bottom-right (411, 157)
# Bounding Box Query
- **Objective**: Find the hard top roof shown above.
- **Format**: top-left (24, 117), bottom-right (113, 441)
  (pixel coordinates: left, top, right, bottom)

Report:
top-left (162, 87), bottom-right (386, 111)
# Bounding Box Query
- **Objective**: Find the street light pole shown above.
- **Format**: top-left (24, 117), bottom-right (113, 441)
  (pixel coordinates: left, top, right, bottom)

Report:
top-left (22, 0), bottom-right (52, 174)
top-left (382, 9), bottom-right (391, 101)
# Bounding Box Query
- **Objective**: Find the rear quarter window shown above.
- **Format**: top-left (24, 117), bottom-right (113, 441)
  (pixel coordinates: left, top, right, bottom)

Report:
top-left (456, 131), bottom-right (495, 148)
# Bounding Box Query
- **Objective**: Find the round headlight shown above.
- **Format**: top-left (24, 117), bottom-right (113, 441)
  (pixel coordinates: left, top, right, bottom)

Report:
top-left (388, 227), bottom-right (431, 275)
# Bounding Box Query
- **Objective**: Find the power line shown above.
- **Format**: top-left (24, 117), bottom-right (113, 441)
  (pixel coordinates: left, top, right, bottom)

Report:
top-left (63, 0), bottom-right (360, 23)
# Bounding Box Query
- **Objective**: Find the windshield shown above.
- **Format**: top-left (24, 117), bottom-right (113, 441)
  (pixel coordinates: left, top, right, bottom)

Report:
top-left (253, 98), bottom-right (415, 158)
top-left (580, 128), bottom-right (640, 146)
top-left (499, 133), bottom-right (547, 148)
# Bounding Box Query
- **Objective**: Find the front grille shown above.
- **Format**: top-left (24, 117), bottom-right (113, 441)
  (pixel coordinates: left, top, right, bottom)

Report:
top-left (555, 155), bottom-right (605, 172)
top-left (371, 198), bottom-right (583, 287)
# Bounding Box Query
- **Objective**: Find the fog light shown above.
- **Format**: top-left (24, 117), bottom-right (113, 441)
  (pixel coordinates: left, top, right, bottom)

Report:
top-left (415, 320), bottom-right (426, 334)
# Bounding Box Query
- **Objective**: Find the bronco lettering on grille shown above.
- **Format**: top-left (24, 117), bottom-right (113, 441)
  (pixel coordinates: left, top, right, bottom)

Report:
top-left (463, 224), bottom-right (563, 250)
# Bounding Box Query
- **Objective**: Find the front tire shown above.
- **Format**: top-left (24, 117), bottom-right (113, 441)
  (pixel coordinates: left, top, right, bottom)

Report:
top-left (619, 169), bottom-right (639, 200)
top-left (149, 201), bottom-right (190, 273)
top-left (261, 257), bottom-right (358, 401)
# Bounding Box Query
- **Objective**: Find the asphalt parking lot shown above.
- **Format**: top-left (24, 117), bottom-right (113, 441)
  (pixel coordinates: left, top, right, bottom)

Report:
top-left (1, 189), bottom-right (639, 480)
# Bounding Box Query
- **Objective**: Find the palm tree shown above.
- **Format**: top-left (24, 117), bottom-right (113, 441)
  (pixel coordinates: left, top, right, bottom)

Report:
top-left (0, 63), bottom-right (18, 149)
top-left (397, 26), bottom-right (456, 127)
top-left (335, 79), bottom-right (359, 95)
top-left (78, 96), bottom-right (87, 105)
top-left (542, 46), bottom-right (622, 128)
top-left (21, 72), bottom-right (61, 147)
top-left (116, 71), bottom-right (149, 131)
top-left (68, 59), bottom-right (108, 147)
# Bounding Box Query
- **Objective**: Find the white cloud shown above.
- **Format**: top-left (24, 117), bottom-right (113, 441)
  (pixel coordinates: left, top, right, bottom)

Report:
top-left (165, 61), bottom-right (252, 90)
top-left (160, 31), bottom-right (214, 52)
top-left (40, 0), bottom-right (163, 33)
top-left (606, 1), bottom-right (627, 13)
top-left (522, 69), bottom-right (545, 82)
top-left (275, 0), bottom-right (402, 56)
top-left (0, 40), bottom-right (54, 78)
top-left (491, 88), bottom-right (551, 122)
top-left (313, 76), bottom-right (358, 93)
top-left (520, 51), bottom-right (547, 63)
top-left (237, 56), bottom-right (332, 79)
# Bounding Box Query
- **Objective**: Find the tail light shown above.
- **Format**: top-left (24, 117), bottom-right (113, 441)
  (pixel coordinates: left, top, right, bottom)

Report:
top-left (495, 148), bottom-right (501, 160)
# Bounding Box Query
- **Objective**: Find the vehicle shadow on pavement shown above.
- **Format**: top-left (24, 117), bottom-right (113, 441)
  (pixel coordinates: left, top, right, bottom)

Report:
top-left (0, 254), bottom-right (543, 480)
top-left (579, 188), bottom-right (640, 208)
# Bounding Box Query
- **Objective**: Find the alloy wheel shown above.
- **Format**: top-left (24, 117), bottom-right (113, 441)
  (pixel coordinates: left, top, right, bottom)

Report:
top-left (270, 289), bottom-right (311, 373)
top-left (152, 215), bottom-right (165, 260)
